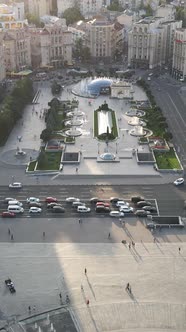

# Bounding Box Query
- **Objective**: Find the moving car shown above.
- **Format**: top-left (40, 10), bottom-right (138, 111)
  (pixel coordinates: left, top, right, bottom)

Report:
top-left (29, 207), bottom-right (42, 214)
top-left (9, 182), bottom-right (22, 189)
top-left (45, 197), bottom-right (58, 203)
top-left (134, 210), bottom-right (151, 217)
top-left (116, 201), bottom-right (129, 207)
top-left (174, 178), bottom-right (184, 186)
top-left (27, 197), bottom-right (40, 203)
top-left (109, 211), bottom-right (124, 218)
top-left (1, 211), bottom-right (16, 218)
top-left (137, 201), bottom-right (152, 208)
top-left (119, 206), bottom-right (134, 213)
top-left (77, 206), bottom-right (91, 213)
top-left (66, 197), bottom-right (80, 203)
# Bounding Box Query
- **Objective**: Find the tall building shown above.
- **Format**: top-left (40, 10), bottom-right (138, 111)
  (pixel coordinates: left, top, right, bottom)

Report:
top-left (3, 28), bottom-right (31, 72)
top-left (85, 16), bottom-right (123, 63)
top-left (172, 28), bottom-right (186, 79)
top-left (79, 0), bottom-right (103, 18)
top-left (27, 0), bottom-right (51, 18)
top-left (30, 20), bottom-right (72, 68)
top-left (57, 0), bottom-right (75, 17)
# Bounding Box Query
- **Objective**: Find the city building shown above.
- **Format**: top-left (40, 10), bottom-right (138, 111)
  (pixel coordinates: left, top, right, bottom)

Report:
top-left (111, 80), bottom-right (134, 99)
top-left (27, 0), bottom-right (51, 18)
top-left (30, 20), bottom-right (72, 69)
top-left (57, 0), bottom-right (75, 17)
top-left (68, 25), bottom-right (86, 45)
top-left (85, 16), bottom-right (124, 63)
top-left (3, 28), bottom-right (31, 72)
top-left (0, 2), bottom-right (28, 29)
top-left (172, 28), bottom-right (186, 79)
top-left (128, 17), bottom-right (182, 69)
top-left (155, 4), bottom-right (176, 22)
top-left (79, 0), bottom-right (103, 18)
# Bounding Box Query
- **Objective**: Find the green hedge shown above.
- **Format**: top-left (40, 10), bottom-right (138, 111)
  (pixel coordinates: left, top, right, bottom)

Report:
top-left (154, 148), bottom-right (181, 169)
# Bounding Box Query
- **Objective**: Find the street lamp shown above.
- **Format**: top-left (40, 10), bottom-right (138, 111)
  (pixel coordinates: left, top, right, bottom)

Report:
top-left (97, 143), bottom-right (100, 155)
top-left (116, 142), bottom-right (118, 154)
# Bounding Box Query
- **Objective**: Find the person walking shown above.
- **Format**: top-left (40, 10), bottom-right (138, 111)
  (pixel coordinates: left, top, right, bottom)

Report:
top-left (126, 283), bottom-right (130, 291)
top-left (59, 293), bottom-right (62, 299)
top-left (8, 228), bottom-right (11, 236)
top-left (179, 247), bottom-right (181, 254)
top-left (108, 232), bottom-right (111, 239)
top-left (86, 299), bottom-right (89, 306)
top-left (28, 306), bottom-right (31, 313)
top-left (11, 234), bottom-right (14, 241)
top-left (43, 232), bottom-right (45, 239)
top-left (84, 268), bottom-right (87, 275)
top-left (128, 243), bottom-right (131, 250)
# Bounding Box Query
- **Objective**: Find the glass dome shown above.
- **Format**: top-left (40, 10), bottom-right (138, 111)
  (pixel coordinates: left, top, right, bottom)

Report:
top-left (100, 153), bottom-right (116, 160)
top-left (87, 78), bottom-right (113, 96)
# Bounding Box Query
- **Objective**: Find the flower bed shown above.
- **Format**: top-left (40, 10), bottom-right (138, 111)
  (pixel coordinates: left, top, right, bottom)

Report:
top-left (154, 148), bottom-right (182, 170)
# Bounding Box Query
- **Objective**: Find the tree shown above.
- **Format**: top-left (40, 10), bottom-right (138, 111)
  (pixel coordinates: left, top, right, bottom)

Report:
top-left (26, 13), bottom-right (44, 27)
top-left (40, 129), bottom-right (52, 142)
top-left (63, 7), bottom-right (84, 25)
top-left (107, 0), bottom-right (124, 12)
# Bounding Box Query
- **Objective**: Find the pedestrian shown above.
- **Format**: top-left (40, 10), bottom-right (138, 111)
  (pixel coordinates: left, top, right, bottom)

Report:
top-left (28, 306), bottom-right (31, 313)
top-left (153, 237), bottom-right (156, 243)
top-left (126, 283), bottom-right (130, 291)
top-left (79, 219), bottom-right (81, 224)
top-left (108, 232), bottom-right (111, 239)
top-left (59, 292), bottom-right (62, 299)
top-left (119, 218), bottom-right (122, 224)
top-left (179, 247), bottom-right (181, 253)
top-left (86, 299), bottom-right (89, 306)
top-left (8, 228), bottom-right (11, 236)
top-left (128, 243), bottom-right (131, 250)
top-left (81, 284), bottom-right (84, 291)
top-left (43, 231), bottom-right (45, 238)
top-left (84, 268), bottom-right (87, 275)
top-left (11, 234), bottom-right (14, 241)
top-left (132, 241), bottom-right (135, 247)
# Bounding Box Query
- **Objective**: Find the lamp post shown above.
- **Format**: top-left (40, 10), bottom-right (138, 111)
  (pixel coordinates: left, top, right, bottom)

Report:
top-left (97, 143), bottom-right (100, 155)
top-left (116, 142), bottom-right (118, 154)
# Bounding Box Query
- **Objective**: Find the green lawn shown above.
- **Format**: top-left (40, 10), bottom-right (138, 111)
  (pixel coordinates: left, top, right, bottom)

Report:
top-left (27, 160), bottom-right (37, 171)
top-left (37, 151), bottom-right (62, 171)
top-left (154, 148), bottom-right (182, 169)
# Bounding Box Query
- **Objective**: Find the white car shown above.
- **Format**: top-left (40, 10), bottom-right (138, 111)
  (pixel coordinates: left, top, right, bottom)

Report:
top-left (119, 206), bottom-right (134, 213)
top-left (116, 201), bottom-right (129, 208)
top-left (9, 182), bottom-right (22, 189)
top-left (109, 211), bottom-right (124, 218)
top-left (27, 197), bottom-right (40, 203)
top-left (174, 178), bottom-right (184, 186)
top-left (66, 197), bottom-right (80, 203)
top-left (77, 206), bottom-right (91, 213)
top-left (4, 197), bottom-right (15, 203)
top-left (29, 207), bottom-right (42, 214)
top-left (72, 201), bottom-right (85, 207)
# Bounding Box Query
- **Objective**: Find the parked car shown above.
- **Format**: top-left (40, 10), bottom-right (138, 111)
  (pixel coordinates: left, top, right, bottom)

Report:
top-left (96, 202), bottom-right (110, 208)
top-left (137, 201), bottom-right (152, 208)
top-left (77, 206), bottom-right (91, 213)
top-left (66, 197), bottom-right (80, 203)
top-left (1, 211), bottom-right (16, 218)
top-left (174, 178), bottom-right (184, 186)
top-left (109, 211), bottom-right (124, 218)
top-left (119, 206), bottom-right (134, 213)
top-left (29, 207), bottom-right (42, 214)
top-left (4, 197), bottom-right (15, 203)
top-left (45, 197), bottom-right (58, 203)
top-left (110, 197), bottom-right (123, 203)
top-left (8, 200), bottom-right (23, 207)
top-left (134, 210), bottom-right (151, 217)
top-left (29, 202), bottom-right (42, 208)
top-left (131, 196), bottom-right (144, 203)
top-left (143, 206), bottom-right (157, 213)
top-left (90, 197), bottom-right (100, 203)
top-left (95, 206), bottom-right (110, 213)
top-left (47, 203), bottom-right (62, 209)
top-left (146, 223), bottom-right (156, 229)
top-left (72, 201), bottom-right (85, 207)
top-left (116, 201), bottom-right (129, 207)
top-left (9, 182), bottom-right (22, 189)
top-left (52, 206), bottom-right (65, 213)
top-left (27, 197), bottom-right (40, 203)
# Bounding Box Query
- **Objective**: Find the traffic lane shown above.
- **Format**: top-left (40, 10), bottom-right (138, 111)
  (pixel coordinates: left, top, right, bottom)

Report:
top-left (0, 216), bottom-right (154, 243)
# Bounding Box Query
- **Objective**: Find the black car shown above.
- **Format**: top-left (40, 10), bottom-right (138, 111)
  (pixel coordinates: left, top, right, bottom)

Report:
top-left (135, 210), bottom-right (151, 217)
top-left (137, 201), bottom-right (152, 208)
top-left (95, 206), bottom-right (110, 213)
top-left (110, 197), bottom-right (123, 203)
top-left (131, 196), bottom-right (144, 203)
top-left (90, 197), bottom-right (101, 204)
top-left (143, 206), bottom-right (157, 213)
top-left (52, 206), bottom-right (65, 213)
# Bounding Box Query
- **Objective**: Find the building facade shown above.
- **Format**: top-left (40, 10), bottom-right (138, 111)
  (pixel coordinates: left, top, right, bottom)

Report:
top-left (27, 0), bottom-right (51, 18)
top-left (172, 28), bottom-right (186, 79)
top-left (0, 3), bottom-right (28, 29)
top-left (0, 33), bottom-right (5, 81)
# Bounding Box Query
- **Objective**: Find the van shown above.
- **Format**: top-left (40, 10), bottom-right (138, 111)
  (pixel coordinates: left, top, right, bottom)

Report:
top-left (77, 206), bottom-right (91, 213)
top-left (8, 200), bottom-right (23, 207)
top-left (8, 205), bottom-right (24, 213)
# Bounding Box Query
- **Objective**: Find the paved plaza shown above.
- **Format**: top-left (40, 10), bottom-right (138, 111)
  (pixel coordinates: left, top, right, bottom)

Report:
top-left (0, 241), bottom-right (186, 332)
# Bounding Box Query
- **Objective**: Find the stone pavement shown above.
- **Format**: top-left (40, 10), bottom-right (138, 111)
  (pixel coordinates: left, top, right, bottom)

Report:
top-left (0, 242), bottom-right (186, 332)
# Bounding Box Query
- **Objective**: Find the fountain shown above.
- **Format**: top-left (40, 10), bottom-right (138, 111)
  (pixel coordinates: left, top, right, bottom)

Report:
top-left (15, 147), bottom-right (26, 156)
top-left (129, 125), bottom-right (145, 137)
top-left (128, 116), bottom-right (146, 127)
top-left (65, 128), bottom-right (82, 137)
top-left (65, 118), bottom-right (84, 126)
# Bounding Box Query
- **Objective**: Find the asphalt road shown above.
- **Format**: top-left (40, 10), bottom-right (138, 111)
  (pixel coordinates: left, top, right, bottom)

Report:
top-left (0, 184), bottom-right (185, 218)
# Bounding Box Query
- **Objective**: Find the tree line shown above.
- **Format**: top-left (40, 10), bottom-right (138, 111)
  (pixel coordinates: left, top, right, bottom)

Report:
top-left (0, 78), bottom-right (33, 145)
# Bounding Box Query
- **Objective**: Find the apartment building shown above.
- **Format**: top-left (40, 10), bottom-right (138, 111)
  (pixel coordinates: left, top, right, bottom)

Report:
top-left (30, 20), bottom-right (72, 68)
top-left (172, 28), bottom-right (186, 79)
top-left (57, 0), bottom-right (75, 17)
top-left (128, 16), bottom-right (182, 69)
top-left (27, 0), bottom-right (51, 18)
top-left (0, 3), bottom-right (28, 29)
top-left (156, 4), bottom-right (176, 22)
top-left (85, 16), bottom-right (123, 63)
top-left (3, 28), bottom-right (31, 72)
top-left (79, 0), bottom-right (103, 18)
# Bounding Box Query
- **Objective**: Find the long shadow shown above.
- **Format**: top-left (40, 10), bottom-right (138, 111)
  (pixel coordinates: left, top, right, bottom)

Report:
top-left (87, 307), bottom-right (99, 332)
top-left (140, 240), bottom-right (149, 252)
top-left (126, 289), bottom-right (138, 304)
top-left (86, 275), bottom-right (96, 300)
top-left (131, 246), bottom-right (143, 262)
top-left (122, 225), bottom-right (133, 240)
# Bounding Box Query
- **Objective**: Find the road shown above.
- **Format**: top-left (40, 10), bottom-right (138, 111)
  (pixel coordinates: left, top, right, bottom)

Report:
top-left (0, 184), bottom-right (185, 218)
